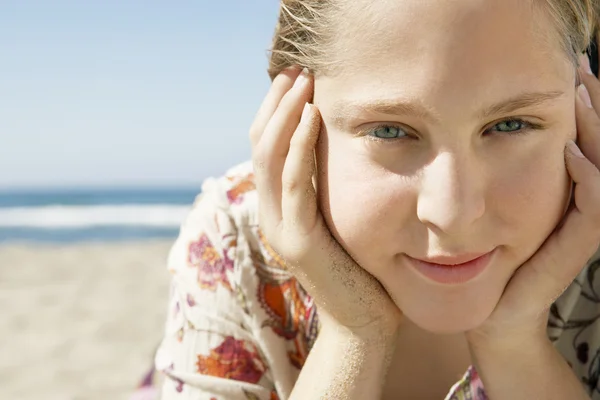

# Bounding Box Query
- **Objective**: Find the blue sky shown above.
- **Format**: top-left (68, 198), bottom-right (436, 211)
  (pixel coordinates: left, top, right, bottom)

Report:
top-left (0, 1), bottom-right (279, 189)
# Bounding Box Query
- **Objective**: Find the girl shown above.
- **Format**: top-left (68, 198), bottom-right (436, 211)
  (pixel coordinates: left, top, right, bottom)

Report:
top-left (155, 0), bottom-right (600, 398)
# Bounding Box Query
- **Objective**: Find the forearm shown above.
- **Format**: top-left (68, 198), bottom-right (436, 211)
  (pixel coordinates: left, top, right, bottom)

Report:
top-left (289, 322), bottom-right (397, 400)
top-left (468, 336), bottom-right (590, 400)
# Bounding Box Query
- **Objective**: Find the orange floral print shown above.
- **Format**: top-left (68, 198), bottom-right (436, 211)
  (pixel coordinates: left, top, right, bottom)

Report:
top-left (251, 229), bottom-right (319, 369)
top-left (226, 173), bottom-right (256, 204)
top-left (196, 336), bottom-right (267, 384)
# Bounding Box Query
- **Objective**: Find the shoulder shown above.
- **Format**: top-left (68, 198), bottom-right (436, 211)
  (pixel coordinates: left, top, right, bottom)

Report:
top-left (167, 160), bottom-right (258, 277)
top-left (185, 159), bottom-right (257, 229)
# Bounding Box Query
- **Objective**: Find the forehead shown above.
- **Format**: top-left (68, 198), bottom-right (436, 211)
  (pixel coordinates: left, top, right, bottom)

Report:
top-left (320, 0), bottom-right (573, 104)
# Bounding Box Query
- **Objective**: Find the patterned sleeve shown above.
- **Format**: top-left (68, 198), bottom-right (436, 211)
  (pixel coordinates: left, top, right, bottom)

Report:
top-left (155, 176), bottom-right (279, 400)
top-left (444, 366), bottom-right (486, 400)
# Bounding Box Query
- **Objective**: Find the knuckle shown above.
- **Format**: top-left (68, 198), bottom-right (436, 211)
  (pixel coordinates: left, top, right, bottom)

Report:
top-left (281, 175), bottom-right (299, 194)
top-left (252, 146), bottom-right (271, 172)
top-left (281, 164), bottom-right (301, 194)
top-left (259, 227), bottom-right (301, 265)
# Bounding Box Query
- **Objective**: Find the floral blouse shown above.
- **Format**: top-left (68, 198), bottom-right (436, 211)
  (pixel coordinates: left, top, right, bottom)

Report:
top-left (152, 160), bottom-right (600, 400)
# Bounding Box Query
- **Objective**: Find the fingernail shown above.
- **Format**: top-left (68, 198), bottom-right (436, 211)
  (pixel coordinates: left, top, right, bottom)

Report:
top-left (579, 53), bottom-right (593, 75)
top-left (293, 68), bottom-right (309, 90)
top-left (300, 102), bottom-right (311, 124)
top-left (567, 140), bottom-right (585, 158)
top-left (578, 84), bottom-right (593, 108)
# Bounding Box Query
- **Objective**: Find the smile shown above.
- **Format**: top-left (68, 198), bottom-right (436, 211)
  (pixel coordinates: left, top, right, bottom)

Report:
top-left (406, 248), bottom-right (497, 285)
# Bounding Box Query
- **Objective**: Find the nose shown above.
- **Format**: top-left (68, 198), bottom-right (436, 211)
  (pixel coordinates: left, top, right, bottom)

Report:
top-left (416, 151), bottom-right (485, 235)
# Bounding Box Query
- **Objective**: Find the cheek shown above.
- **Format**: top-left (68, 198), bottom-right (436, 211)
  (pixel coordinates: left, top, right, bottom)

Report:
top-left (490, 139), bottom-right (571, 256)
top-left (316, 128), bottom-right (413, 265)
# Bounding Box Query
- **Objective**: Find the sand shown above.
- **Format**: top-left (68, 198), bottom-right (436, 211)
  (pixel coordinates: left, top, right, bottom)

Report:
top-left (0, 240), bottom-right (174, 400)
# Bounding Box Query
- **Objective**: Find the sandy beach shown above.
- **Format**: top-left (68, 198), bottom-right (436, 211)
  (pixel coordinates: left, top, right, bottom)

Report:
top-left (0, 240), bottom-right (174, 400)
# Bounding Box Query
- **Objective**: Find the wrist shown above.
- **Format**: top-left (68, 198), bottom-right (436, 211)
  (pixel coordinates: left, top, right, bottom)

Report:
top-left (465, 333), bottom-right (589, 400)
top-left (466, 328), bottom-right (553, 383)
top-left (320, 316), bottom-right (401, 352)
top-left (465, 326), bottom-right (549, 356)
top-left (318, 320), bottom-right (400, 385)
top-left (291, 312), bottom-right (400, 399)
top-left (318, 305), bottom-right (402, 341)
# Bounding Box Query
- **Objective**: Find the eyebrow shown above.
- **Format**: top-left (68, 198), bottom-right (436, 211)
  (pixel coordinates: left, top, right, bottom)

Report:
top-left (477, 90), bottom-right (566, 119)
top-left (331, 90), bottom-right (566, 125)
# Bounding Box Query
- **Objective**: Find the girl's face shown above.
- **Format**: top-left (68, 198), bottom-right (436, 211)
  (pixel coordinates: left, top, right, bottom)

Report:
top-left (313, 0), bottom-right (577, 333)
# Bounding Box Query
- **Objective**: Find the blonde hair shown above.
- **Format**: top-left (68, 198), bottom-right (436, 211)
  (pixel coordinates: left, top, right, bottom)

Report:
top-left (267, 0), bottom-right (600, 80)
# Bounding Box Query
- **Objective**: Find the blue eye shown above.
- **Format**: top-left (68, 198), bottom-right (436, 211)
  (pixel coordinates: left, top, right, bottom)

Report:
top-left (369, 125), bottom-right (408, 139)
top-left (491, 119), bottom-right (528, 134)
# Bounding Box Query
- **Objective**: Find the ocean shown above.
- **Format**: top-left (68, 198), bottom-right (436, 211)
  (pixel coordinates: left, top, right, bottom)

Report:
top-left (0, 188), bottom-right (199, 243)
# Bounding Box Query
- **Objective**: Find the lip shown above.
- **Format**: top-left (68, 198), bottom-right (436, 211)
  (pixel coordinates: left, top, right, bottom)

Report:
top-left (407, 248), bottom-right (496, 285)
top-left (414, 252), bottom-right (491, 266)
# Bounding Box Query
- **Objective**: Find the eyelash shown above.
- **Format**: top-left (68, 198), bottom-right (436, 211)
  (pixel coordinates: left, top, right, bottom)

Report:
top-left (361, 118), bottom-right (543, 144)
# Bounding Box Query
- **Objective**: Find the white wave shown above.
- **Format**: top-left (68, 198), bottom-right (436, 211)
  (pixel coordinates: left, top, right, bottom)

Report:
top-left (0, 205), bottom-right (192, 229)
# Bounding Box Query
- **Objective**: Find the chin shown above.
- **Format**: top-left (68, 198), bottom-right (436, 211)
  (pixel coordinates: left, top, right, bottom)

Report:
top-left (391, 289), bottom-right (501, 335)
top-left (405, 306), bottom-right (496, 335)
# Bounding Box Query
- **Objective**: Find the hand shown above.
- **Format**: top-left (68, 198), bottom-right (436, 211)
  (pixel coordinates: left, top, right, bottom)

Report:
top-left (466, 60), bottom-right (600, 350)
top-left (249, 68), bottom-right (402, 336)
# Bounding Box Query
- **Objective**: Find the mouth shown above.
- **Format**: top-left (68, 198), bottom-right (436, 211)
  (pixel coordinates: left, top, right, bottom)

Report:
top-left (413, 252), bottom-right (492, 266)
top-left (406, 248), bottom-right (497, 285)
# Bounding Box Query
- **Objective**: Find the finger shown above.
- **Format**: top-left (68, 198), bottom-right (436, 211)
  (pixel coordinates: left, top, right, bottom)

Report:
top-left (281, 103), bottom-right (321, 234)
top-left (544, 141), bottom-right (600, 276)
top-left (576, 83), bottom-right (600, 169)
top-left (506, 141), bottom-right (600, 311)
top-left (564, 140), bottom-right (600, 222)
top-left (579, 53), bottom-right (600, 106)
top-left (258, 69), bottom-right (313, 163)
top-left (253, 69), bottom-right (313, 232)
top-left (249, 67), bottom-right (302, 148)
